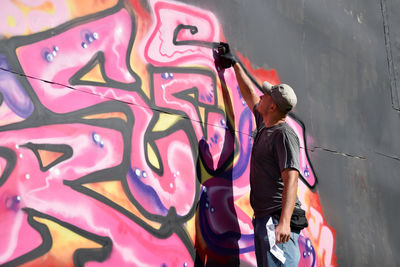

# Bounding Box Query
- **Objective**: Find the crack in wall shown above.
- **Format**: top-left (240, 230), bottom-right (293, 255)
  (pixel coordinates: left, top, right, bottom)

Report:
top-left (307, 147), bottom-right (400, 162)
top-left (306, 146), bottom-right (367, 160)
top-left (380, 0), bottom-right (400, 111)
top-left (375, 151), bottom-right (400, 162)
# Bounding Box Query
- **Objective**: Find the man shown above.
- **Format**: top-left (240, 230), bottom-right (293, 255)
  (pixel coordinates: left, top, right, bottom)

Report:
top-left (217, 43), bottom-right (302, 266)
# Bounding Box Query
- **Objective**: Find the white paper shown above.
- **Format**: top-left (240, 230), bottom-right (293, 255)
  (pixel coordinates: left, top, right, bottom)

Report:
top-left (266, 217), bottom-right (286, 264)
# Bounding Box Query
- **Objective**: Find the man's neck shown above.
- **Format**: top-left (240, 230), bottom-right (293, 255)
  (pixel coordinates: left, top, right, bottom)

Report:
top-left (262, 114), bottom-right (286, 128)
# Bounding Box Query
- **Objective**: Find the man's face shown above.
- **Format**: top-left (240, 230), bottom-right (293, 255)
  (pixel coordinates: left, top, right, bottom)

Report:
top-left (257, 93), bottom-right (275, 115)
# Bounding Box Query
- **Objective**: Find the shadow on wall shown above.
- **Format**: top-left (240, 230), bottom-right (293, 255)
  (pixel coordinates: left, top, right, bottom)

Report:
top-left (194, 64), bottom-right (240, 266)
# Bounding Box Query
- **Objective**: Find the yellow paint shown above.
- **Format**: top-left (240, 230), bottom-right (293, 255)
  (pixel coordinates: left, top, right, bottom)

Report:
top-left (6, 0), bottom-right (118, 38)
top-left (83, 112), bottom-right (128, 122)
top-left (199, 106), bottom-right (206, 128)
top-left (12, 0), bottom-right (30, 16)
top-left (147, 143), bottom-right (160, 169)
top-left (6, 16), bottom-right (17, 27)
top-left (33, 216), bottom-right (102, 261)
top-left (197, 160), bottom-right (213, 184)
top-left (153, 113), bottom-right (180, 132)
top-left (234, 192), bottom-right (253, 219)
top-left (34, 1), bottom-right (55, 14)
top-left (12, 0), bottom-right (55, 16)
top-left (83, 181), bottom-right (161, 230)
top-left (80, 63), bottom-right (106, 84)
top-left (184, 214), bottom-right (196, 244)
top-left (37, 150), bottom-right (64, 168)
top-left (66, 0), bottom-right (118, 18)
top-left (187, 92), bottom-right (196, 99)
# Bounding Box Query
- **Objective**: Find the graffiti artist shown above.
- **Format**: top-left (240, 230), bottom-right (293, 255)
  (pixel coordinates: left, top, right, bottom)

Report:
top-left (216, 42), bottom-right (308, 267)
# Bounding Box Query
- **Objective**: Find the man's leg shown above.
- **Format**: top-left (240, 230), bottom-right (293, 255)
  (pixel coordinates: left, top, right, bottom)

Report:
top-left (253, 216), bottom-right (271, 267)
top-left (253, 216), bottom-right (300, 267)
top-left (276, 231), bottom-right (300, 266)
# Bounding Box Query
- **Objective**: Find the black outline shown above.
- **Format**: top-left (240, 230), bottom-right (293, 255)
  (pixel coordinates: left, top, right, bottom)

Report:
top-left (69, 51), bottom-right (141, 91)
top-left (0, 147), bottom-right (17, 187)
top-left (145, 65), bottom-right (221, 176)
top-left (20, 142), bottom-right (73, 172)
top-left (173, 24), bottom-right (221, 49)
top-left (289, 112), bottom-right (318, 190)
top-left (2, 208), bottom-right (112, 267)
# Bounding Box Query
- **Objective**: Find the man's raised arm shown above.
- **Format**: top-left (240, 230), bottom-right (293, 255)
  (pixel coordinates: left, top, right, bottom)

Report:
top-left (216, 43), bottom-right (260, 112)
top-left (233, 62), bottom-right (260, 112)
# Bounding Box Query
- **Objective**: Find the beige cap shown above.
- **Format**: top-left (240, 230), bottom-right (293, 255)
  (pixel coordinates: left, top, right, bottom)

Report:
top-left (262, 81), bottom-right (297, 113)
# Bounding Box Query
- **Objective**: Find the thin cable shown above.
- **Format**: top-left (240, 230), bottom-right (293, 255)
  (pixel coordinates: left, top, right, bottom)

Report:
top-left (0, 67), bottom-right (252, 136)
top-left (1, 67), bottom-right (372, 160)
top-left (0, 67), bottom-right (371, 159)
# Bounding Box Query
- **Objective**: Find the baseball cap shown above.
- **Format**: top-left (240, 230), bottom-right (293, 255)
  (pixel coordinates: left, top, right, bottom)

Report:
top-left (262, 81), bottom-right (297, 113)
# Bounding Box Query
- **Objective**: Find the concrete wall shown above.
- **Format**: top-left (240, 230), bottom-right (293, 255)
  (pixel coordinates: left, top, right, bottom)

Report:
top-left (0, 0), bottom-right (398, 266)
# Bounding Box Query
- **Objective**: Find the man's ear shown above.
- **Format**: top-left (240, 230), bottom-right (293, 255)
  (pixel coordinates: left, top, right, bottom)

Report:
top-left (270, 102), bottom-right (277, 112)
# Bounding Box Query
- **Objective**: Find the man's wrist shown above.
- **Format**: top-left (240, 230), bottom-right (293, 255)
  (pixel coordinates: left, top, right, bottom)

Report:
top-left (279, 213), bottom-right (291, 225)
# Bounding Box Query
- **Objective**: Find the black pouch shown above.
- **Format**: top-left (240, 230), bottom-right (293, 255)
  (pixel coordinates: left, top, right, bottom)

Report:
top-left (272, 208), bottom-right (308, 231)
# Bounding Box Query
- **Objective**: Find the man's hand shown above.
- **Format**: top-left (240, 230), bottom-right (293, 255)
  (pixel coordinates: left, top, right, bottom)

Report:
top-left (216, 42), bottom-right (236, 69)
top-left (275, 221), bottom-right (291, 244)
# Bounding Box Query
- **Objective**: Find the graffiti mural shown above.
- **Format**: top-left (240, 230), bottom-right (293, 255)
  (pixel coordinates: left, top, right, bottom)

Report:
top-left (0, 0), bottom-right (337, 266)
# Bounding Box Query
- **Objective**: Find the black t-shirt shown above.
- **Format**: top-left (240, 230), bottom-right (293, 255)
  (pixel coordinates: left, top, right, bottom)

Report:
top-left (250, 105), bottom-right (301, 218)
